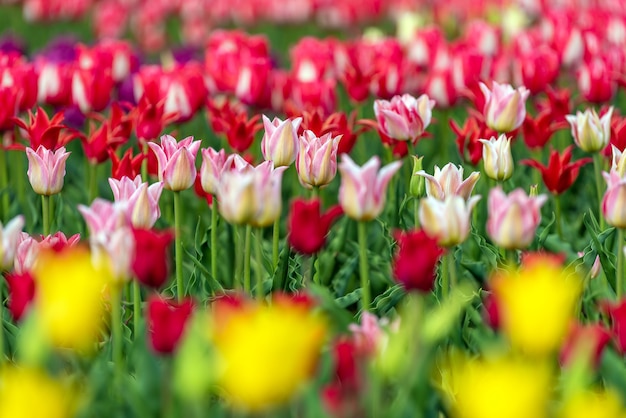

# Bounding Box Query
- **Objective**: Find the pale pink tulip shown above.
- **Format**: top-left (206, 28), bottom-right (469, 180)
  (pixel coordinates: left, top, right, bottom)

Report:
top-left (338, 155), bottom-right (403, 221)
top-left (486, 187), bottom-right (547, 250)
top-left (0, 215), bottom-right (25, 269)
top-left (109, 175), bottom-right (163, 229)
top-left (602, 170), bottom-right (626, 229)
top-left (416, 163), bottom-right (480, 201)
top-left (200, 147), bottom-right (228, 195)
top-left (479, 135), bottom-right (514, 181)
top-left (373, 94), bottom-right (435, 141)
top-left (14, 231), bottom-right (80, 274)
top-left (612, 145), bottom-right (626, 177)
top-left (419, 195), bottom-right (480, 247)
top-left (261, 115), bottom-right (302, 167)
top-left (566, 107), bottom-right (613, 153)
top-left (25, 145), bottom-right (71, 195)
top-left (479, 81), bottom-right (529, 133)
top-left (296, 130), bottom-right (341, 188)
top-left (148, 135), bottom-right (201, 191)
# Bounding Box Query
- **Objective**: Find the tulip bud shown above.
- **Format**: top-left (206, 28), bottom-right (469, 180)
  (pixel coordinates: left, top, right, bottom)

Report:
top-left (419, 195), bottom-right (480, 247)
top-left (409, 156), bottom-right (424, 197)
top-left (287, 199), bottom-right (343, 255)
top-left (296, 131), bottom-right (341, 189)
top-left (479, 81), bottom-right (529, 133)
top-left (529, 184), bottom-right (538, 197)
top-left (602, 170), bottom-right (626, 228)
top-left (261, 116), bottom-right (302, 167)
top-left (200, 147), bottom-right (227, 195)
top-left (109, 175), bottom-right (163, 229)
top-left (392, 229), bottom-right (443, 292)
top-left (147, 295), bottom-right (194, 355)
top-left (132, 228), bottom-right (174, 289)
top-left (416, 162), bottom-right (480, 200)
top-left (566, 108), bottom-right (613, 153)
top-left (148, 135), bottom-right (201, 192)
top-left (373, 94), bottom-right (435, 141)
top-left (4, 271), bottom-right (35, 322)
top-left (25, 146), bottom-right (71, 196)
top-left (479, 134), bottom-right (514, 181)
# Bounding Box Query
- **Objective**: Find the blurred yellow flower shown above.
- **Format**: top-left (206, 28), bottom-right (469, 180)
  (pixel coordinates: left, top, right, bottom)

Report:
top-left (440, 353), bottom-right (552, 418)
top-left (492, 254), bottom-right (582, 356)
top-left (32, 246), bottom-right (113, 352)
top-left (0, 366), bottom-right (76, 418)
top-left (559, 388), bottom-right (625, 418)
top-left (212, 295), bottom-right (327, 411)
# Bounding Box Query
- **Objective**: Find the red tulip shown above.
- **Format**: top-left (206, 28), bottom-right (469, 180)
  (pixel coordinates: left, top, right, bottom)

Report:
top-left (521, 146), bottom-right (592, 195)
top-left (288, 78), bottom-right (337, 117)
top-left (208, 101), bottom-right (262, 153)
top-left (296, 109), bottom-right (366, 156)
top-left (147, 295), bottom-right (194, 355)
top-left (4, 271), bottom-right (35, 322)
top-left (451, 112), bottom-right (498, 165)
top-left (604, 112), bottom-right (626, 157)
top-left (578, 56), bottom-right (617, 104)
top-left (536, 87), bottom-right (572, 124)
top-left (560, 323), bottom-right (611, 368)
top-left (392, 229), bottom-right (444, 293)
top-left (482, 291), bottom-right (500, 329)
top-left (110, 148), bottom-right (144, 180)
top-left (604, 299), bottom-right (626, 353)
top-left (13, 107), bottom-right (79, 150)
top-left (288, 199), bottom-right (343, 255)
top-left (515, 45), bottom-right (560, 95)
top-left (321, 339), bottom-right (362, 418)
top-left (0, 86), bottom-right (18, 132)
top-left (522, 111), bottom-right (566, 151)
top-left (132, 228), bottom-right (174, 289)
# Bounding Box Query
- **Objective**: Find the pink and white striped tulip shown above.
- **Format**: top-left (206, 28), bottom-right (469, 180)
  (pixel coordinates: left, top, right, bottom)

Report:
top-left (419, 195), bottom-right (480, 247)
top-left (14, 231), bottom-right (80, 274)
top-left (479, 81), bottom-right (529, 133)
top-left (479, 135), bottom-right (514, 181)
top-left (109, 175), bottom-right (164, 229)
top-left (416, 163), bottom-right (480, 201)
top-left (296, 130), bottom-right (341, 188)
top-left (25, 145), bottom-right (71, 196)
top-left (338, 155), bottom-right (403, 221)
top-left (261, 115), bottom-right (303, 167)
top-left (602, 170), bottom-right (626, 229)
top-left (373, 94), bottom-right (435, 141)
top-left (0, 215), bottom-right (25, 270)
top-left (249, 161), bottom-right (288, 228)
top-left (566, 107), bottom-right (613, 153)
top-left (612, 145), bottom-right (626, 177)
top-left (486, 187), bottom-right (547, 250)
top-left (200, 147), bottom-right (228, 195)
top-left (148, 135), bottom-right (201, 192)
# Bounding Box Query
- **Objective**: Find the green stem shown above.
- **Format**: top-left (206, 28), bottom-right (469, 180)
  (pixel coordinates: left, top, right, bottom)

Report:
top-left (133, 281), bottom-right (141, 336)
top-left (441, 252), bottom-right (449, 299)
top-left (357, 221), bottom-right (371, 312)
top-left (88, 162), bottom-right (98, 203)
top-left (413, 198), bottom-right (420, 228)
top-left (173, 191), bottom-right (184, 301)
top-left (14, 151), bottom-right (26, 219)
top-left (254, 229), bottom-right (264, 300)
top-left (272, 218), bottom-right (280, 269)
top-left (141, 142), bottom-right (149, 183)
top-left (244, 225), bottom-right (252, 295)
top-left (234, 226), bottom-right (242, 290)
top-left (554, 194), bottom-right (563, 239)
top-left (311, 253), bottom-right (319, 285)
top-left (210, 198), bottom-right (218, 292)
top-left (593, 153), bottom-right (606, 230)
top-left (110, 284), bottom-right (123, 377)
top-left (617, 228), bottom-right (624, 300)
top-left (311, 185), bottom-right (319, 199)
top-left (41, 195), bottom-right (50, 236)
top-left (448, 249), bottom-right (457, 292)
top-left (0, 147), bottom-right (9, 221)
top-left (0, 285), bottom-right (4, 363)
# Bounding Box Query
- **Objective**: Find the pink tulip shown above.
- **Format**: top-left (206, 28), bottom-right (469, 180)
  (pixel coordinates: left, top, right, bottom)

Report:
top-left (78, 198), bottom-right (128, 244)
top-left (148, 135), bottom-right (201, 192)
top-left (566, 107), bottom-right (613, 153)
top-left (200, 147), bottom-right (228, 195)
top-left (109, 175), bottom-right (164, 229)
top-left (479, 81), bottom-right (529, 133)
top-left (419, 195), bottom-right (480, 247)
top-left (296, 130), bottom-right (341, 189)
top-left (261, 115), bottom-right (302, 167)
top-left (602, 170), bottom-right (626, 229)
top-left (373, 94), bottom-right (435, 141)
top-left (338, 155), bottom-right (402, 221)
top-left (14, 231), bottom-right (80, 274)
top-left (25, 145), bottom-right (71, 196)
top-left (486, 187), bottom-right (547, 250)
top-left (416, 163), bottom-right (480, 201)
top-left (0, 215), bottom-right (25, 270)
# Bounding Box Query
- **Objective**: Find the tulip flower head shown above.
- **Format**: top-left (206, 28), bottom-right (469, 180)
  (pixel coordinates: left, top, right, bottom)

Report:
top-left (132, 228), bottom-right (174, 289)
top-left (566, 107), bottom-right (613, 153)
top-left (261, 115), bottom-right (302, 167)
top-left (522, 146), bottom-right (592, 195)
top-left (287, 198), bottom-right (343, 255)
top-left (338, 155), bottom-right (403, 222)
top-left (419, 195), bottom-right (480, 247)
top-left (0, 215), bottom-right (25, 270)
top-left (25, 145), bottom-right (71, 195)
top-left (373, 93), bottom-right (435, 141)
top-left (612, 145), bottom-right (626, 177)
top-left (479, 134), bottom-right (514, 181)
top-left (296, 130), bottom-right (341, 189)
top-left (4, 271), bottom-right (36, 322)
top-left (416, 163), bottom-right (480, 200)
top-left (479, 81), bottom-right (529, 133)
top-left (109, 175), bottom-right (163, 229)
top-left (487, 187), bottom-right (547, 250)
top-left (200, 147), bottom-right (227, 195)
top-left (148, 135), bottom-right (201, 192)
top-left (602, 170), bottom-right (626, 229)
top-left (559, 388), bottom-right (625, 418)
top-left (392, 229), bottom-right (443, 292)
top-left (147, 295), bottom-right (194, 355)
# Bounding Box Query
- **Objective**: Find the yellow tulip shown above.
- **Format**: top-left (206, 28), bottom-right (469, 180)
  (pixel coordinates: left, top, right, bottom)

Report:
top-left (560, 388), bottom-right (625, 418)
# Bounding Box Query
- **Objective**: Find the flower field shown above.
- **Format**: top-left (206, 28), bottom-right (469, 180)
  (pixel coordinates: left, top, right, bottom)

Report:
top-left (1, 0), bottom-right (626, 417)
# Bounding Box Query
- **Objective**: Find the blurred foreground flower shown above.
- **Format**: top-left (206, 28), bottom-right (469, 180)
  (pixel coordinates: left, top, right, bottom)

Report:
top-left (212, 294), bottom-right (326, 411)
top-left (559, 388), bottom-right (625, 418)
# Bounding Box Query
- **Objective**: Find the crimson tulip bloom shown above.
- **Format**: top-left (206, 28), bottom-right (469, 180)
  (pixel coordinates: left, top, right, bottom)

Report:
top-left (560, 323), bottom-right (611, 368)
top-left (392, 229), bottom-right (443, 292)
top-left (132, 228), bottom-right (174, 289)
top-left (521, 146), bottom-right (592, 195)
top-left (14, 107), bottom-right (77, 150)
top-left (4, 271), bottom-right (36, 322)
top-left (287, 199), bottom-right (343, 255)
top-left (147, 295), bottom-right (194, 355)
top-left (522, 111), bottom-right (565, 151)
top-left (110, 148), bottom-right (144, 180)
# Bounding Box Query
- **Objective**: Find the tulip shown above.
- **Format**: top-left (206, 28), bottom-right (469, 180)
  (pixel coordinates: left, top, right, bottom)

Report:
top-left (560, 388), bottom-right (624, 418)
top-left (486, 187), bottom-right (547, 250)
top-left (522, 146), bottom-right (592, 195)
top-left (602, 170), bottom-right (626, 229)
top-left (338, 155), bottom-right (403, 222)
top-left (109, 175), bottom-right (163, 229)
top-left (522, 111), bottom-right (563, 151)
top-left (200, 147), bottom-right (227, 195)
top-left (416, 163), bottom-right (480, 200)
top-left (0, 215), bottom-right (25, 270)
top-left (322, 339), bottom-right (362, 418)
top-left (479, 81), bottom-right (529, 133)
top-left (149, 135), bottom-right (201, 192)
top-left (132, 228), bottom-right (174, 289)
top-left (603, 299), bottom-right (626, 353)
top-left (392, 229), bottom-right (443, 292)
top-left (419, 195), bottom-right (480, 247)
top-left (13, 231), bottom-right (80, 274)
top-left (217, 169), bottom-right (256, 225)
top-left (408, 156), bottom-right (425, 197)
top-left (287, 199), bottom-right (343, 255)
top-left (578, 56), bottom-right (617, 104)
top-left (479, 134), bottom-right (514, 181)
top-left (147, 295), bottom-right (194, 355)
top-left (261, 116), bottom-right (302, 167)
top-left (110, 148), bottom-right (144, 180)
top-left (373, 94), bottom-right (435, 141)
top-left (4, 271), bottom-right (35, 322)
top-left (296, 131), bottom-right (341, 189)
top-left (559, 324), bottom-right (611, 369)
top-left (25, 145), bottom-right (71, 196)
top-left (566, 107), bottom-right (613, 153)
